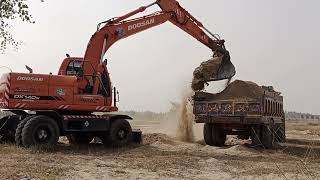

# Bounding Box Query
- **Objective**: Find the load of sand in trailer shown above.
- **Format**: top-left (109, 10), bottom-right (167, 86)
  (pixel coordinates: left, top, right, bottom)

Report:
top-left (210, 80), bottom-right (265, 100)
top-left (195, 80), bottom-right (267, 102)
top-left (190, 56), bottom-right (266, 101)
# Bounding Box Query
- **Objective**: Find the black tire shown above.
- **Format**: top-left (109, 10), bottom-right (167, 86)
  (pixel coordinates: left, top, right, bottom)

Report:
top-left (0, 116), bottom-right (8, 132)
top-left (67, 133), bottom-right (93, 145)
top-left (21, 115), bottom-right (59, 147)
top-left (274, 123), bottom-right (285, 143)
top-left (251, 126), bottom-right (261, 147)
top-left (261, 124), bottom-right (274, 149)
top-left (279, 123), bottom-right (285, 142)
top-left (0, 116), bottom-right (10, 142)
top-left (109, 119), bottom-right (132, 147)
top-left (211, 124), bottom-right (226, 147)
top-left (15, 116), bottom-right (35, 146)
top-left (0, 115), bottom-right (21, 143)
top-left (203, 123), bottom-right (214, 146)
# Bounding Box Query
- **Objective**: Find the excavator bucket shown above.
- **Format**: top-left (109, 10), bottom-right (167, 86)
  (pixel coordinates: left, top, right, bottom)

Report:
top-left (191, 55), bottom-right (236, 91)
top-left (211, 54), bottom-right (236, 81)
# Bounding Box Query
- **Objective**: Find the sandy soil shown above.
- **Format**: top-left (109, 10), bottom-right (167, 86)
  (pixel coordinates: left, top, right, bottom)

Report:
top-left (0, 120), bottom-right (319, 180)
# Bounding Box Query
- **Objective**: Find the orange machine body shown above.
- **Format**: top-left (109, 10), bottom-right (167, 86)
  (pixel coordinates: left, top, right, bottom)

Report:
top-left (0, 59), bottom-right (117, 113)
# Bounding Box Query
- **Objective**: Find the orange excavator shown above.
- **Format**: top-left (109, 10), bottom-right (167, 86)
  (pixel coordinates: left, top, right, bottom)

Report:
top-left (0, 0), bottom-right (235, 147)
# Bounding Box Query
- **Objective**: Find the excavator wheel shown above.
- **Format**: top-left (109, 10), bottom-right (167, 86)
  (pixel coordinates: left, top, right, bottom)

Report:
top-left (109, 119), bottom-right (132, 147)
top-left (15, 116), bottom-right (35, 146)
top-left (21, 115), bottom-right (59, 147)
top-left (0, 116), bottom-right (10, 143)
top-left (0, 115), bottom-right (20, 143)
top-left (67, 133), bottom-right (94, 145)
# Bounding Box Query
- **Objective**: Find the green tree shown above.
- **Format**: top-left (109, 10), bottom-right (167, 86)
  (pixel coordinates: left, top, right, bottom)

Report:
top-left (0, 0), bottom-right (37, 52)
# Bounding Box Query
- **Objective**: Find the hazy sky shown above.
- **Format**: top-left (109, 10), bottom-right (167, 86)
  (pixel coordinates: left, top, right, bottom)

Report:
top-left (1, 0), bottom-right (319, 114)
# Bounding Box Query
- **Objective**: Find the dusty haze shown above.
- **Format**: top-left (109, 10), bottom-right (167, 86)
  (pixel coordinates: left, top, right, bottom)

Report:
top-left (0, 0), bottom-right (319, 114)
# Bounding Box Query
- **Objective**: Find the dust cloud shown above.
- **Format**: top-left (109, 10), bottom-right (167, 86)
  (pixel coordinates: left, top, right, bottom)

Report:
top-left (176, 92), bottom-right (195, 142)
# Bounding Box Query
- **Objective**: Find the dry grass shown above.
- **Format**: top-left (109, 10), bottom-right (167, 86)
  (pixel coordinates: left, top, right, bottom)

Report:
top-left (0, 120), bottom-right (319, 179)
top-left (0, 143), bottom-right (68, 179)
top-left (286, 120), bottom-right (320, 136)
top-left (0, 141), bottom-right (146, 180)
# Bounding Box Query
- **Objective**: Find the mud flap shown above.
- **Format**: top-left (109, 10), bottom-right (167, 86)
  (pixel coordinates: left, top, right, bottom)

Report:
top-left (131, 129), bottom-right (142, 144)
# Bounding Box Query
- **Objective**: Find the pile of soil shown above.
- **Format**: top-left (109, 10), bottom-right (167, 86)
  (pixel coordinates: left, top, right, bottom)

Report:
top-left (143, 133), bottom-right (176, 145)
top-left (192, 56), bottom-right (223, 91)
top-left (205, 80), bottom-right (265, 101)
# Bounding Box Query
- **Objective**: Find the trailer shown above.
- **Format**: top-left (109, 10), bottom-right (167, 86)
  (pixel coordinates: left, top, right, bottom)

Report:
top-left (193, 86), bottom-right (285, 148)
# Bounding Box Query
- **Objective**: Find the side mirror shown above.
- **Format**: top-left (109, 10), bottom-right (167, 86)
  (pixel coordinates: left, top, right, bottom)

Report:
top-left (117, 90), bottom-right (120, 102)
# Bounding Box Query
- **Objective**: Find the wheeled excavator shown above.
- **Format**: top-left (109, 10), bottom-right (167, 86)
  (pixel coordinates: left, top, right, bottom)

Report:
top-left (0, 0), bottom-right (235, 147)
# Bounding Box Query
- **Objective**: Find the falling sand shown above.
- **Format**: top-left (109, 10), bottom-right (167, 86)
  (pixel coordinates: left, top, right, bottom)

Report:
top-left (176, 77), bottom-right (233, 143)
top-left (176, 92), bottom-right (195, 142)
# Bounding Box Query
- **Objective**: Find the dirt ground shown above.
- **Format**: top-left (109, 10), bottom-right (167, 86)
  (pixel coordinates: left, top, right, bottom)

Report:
top-left (0, 120), bottom-right (319, 180)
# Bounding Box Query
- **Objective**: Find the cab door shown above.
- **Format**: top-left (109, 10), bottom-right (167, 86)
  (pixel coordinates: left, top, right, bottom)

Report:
top-left (97, 68), bottom-right (112, 107)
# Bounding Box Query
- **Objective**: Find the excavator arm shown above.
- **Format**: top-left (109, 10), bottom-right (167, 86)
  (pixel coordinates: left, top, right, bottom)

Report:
top-left (82, 0), bottom-right (236, 94)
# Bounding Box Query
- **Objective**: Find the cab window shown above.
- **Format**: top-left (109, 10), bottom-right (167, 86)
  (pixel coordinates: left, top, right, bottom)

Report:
top-left (66, 60), bottom-right (82, 76)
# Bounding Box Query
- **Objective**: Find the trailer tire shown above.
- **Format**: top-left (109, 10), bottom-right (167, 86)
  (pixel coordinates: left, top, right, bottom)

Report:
top-left (261, 124), bottom-right (274, 149)
top-left (67, 133), bottom-right (93, 145)
top-left (279, 123), bottom-right (285, 142)
top-left (203, 123), bottom-right (214, 146)
top-left (15, 116), bottom-right (34, 146)
top-left (21, 115), bottom-right (59, 147)
top-left (251, 126), bottom-right (261, 147)
top-left (274, 123), bottom-right (285, 143)
top-left (109, 119), bottom-right (132, 147)
top-left (212, 125), bottom-right (226, 147)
